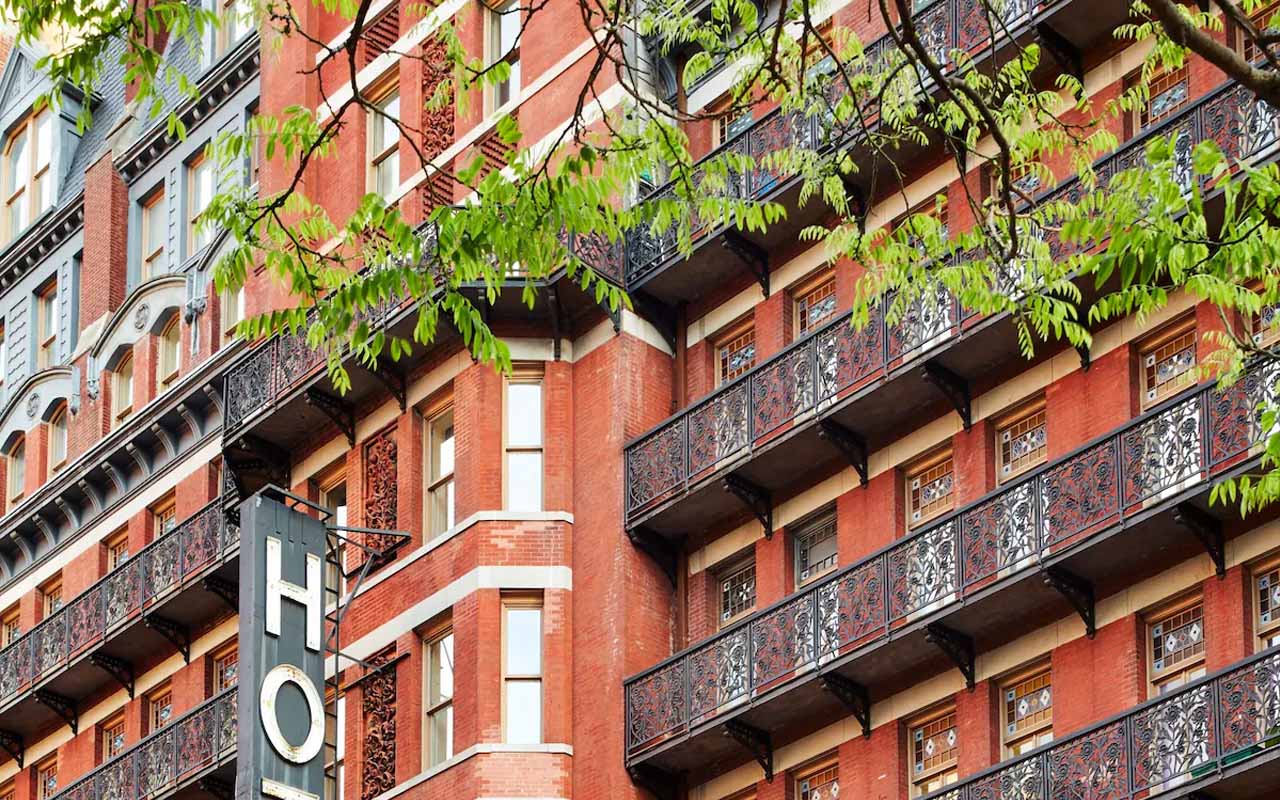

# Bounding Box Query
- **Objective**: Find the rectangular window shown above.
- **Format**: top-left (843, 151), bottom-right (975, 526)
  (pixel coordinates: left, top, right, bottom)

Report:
top-left (140, 187), bottom-right (165, 279)
top-left (426, 406), bottom-right (455, 538)
top-left (40, 577), bottom-right (61, 618)
top-left (424, 627), bottom-right (454, 766)
top-left (188, 153), bottom-right (215, 254)
top-left (1, 607), bottom-right (19, 646)
top-left (794, 272), bottom-right (838, 338)
top-left (1135, 65), bottom-right (1190, 131)
top-left (1139, 318), bottom-right (1197, 411)
top-left (910, 707), bottom-right (959, 796)
top-left (996, 399), bottom-right (1047, 482)
top-left (712, 98), bottom-right (754, 146)
top-left (325, 691), bottom-right (345, 800)
top-left (797, 761), bottom-right (839, 800)
top-left (148, 684), bottom-right (174, 732)
top-left (505, 368), bottom-right (543, 512)
top-left (48, 405), bottom-right (67, 476)
top-left (1239, 1), bottom-right (1280, 64)
top-left (112, 352), bottom-right (134, 425)
top-left (152, 493), bottom-right (177, 536)
top-left (1002, 665), bottom-right (1053, 757)
top-left (794, 510), bottom-right (838, 587)
top-left (487, 0), bottom-right (522, 109)
top-left (221, 285), bottom-right (245, 342)
top-left (213, 643), bottom-right (239, 692)
top-left (215, 0), bottom-right (252, 58)
top-left (503, 595), bottom-right (542, 744)
top-left (0, 322), bottom-right (7, 390)
top-left (1148, 596), bottom-right (1206, 695)
top-left (716, 322), bottom-right (756, 385)
top-left (106, 529), bottom-right (130, 571)
top-left (101, 713), bottom-right (126, 762)
top-left (321, 474), bottom-right (348, 598)
top-left (6, 439), bottom-right (22, 505)
top-left (1256, 559), bottom-right (1280, 649)
top-left (369, 87), bottom-right (401, 198)
top-left (35, 280), bottom-right (56, 370)
top-left (158, 318), bottom-right (180, 390)
top-left (34, 757), bottom-right (57, 800)
top-left (1252, 302), bottom-right (1280, 349)
top-left (717, 558), bottom-right (756, 627)
top-left (4, 109), bottom-right (54, 243)
top-left (906, 449), bottom-right (954, 529)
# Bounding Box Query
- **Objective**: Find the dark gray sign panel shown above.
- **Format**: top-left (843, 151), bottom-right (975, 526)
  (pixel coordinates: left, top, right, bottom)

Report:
top-left (237, 493), bottom-right (327, 800)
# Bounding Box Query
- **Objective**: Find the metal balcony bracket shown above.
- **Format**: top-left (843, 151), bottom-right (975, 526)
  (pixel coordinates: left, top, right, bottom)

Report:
top-left (820, 673), bottom-right (871, 738)
top-left (818, 420), bottom-right (869, 487)
top-left (225, 435), bottom-right (291, 494)
top-left (1043, 566), bottom-right (1096, 639)
top-left (145, 614), bottom-right (191, 663)
top-left (90, 653), bottom-right (135, 698)
top-left (305, 388), bottom-right (356, 447)
top-left (925, 622), bottom-right (976, 690)
top-left (1035, 23), bottom-right (1083, 83)
top-left (34, 690), bottom-right (77, 734)
top-left (1075, 343), bottom-right (1091, 372)
top-left (923, 361), bottom-right (972, 431)
top-left (606, 302), bottom-right (623, 334)
top-left (0, 730), bottom-right (23, 767)
top-left (627, 526), bottom-right (679, 588)
top-left (199, 777), bottom-right (235, 800)
top-left (1186, 792), bottom-right (1215, 800)
top-left (370, 363), bottom-right (407, 412)
top-left (724, 719), bottom-right (774, 782)
top-left (631, 291), bottom-right (678, 353)
top-left (1174, 503), bottom-right (1226, 578)
top-left (203, 575), bottom-right (240, 612)
top-left (722, 231), bottom-right (770, 298)
top-left (627, 764), bottom-right (679, 800)
top-left (723, 474), bottom-right (773, 539)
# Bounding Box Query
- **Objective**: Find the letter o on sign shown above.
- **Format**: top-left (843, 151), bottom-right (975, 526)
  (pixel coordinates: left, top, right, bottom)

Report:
top-left (260, 663), bottom-right (325, 764)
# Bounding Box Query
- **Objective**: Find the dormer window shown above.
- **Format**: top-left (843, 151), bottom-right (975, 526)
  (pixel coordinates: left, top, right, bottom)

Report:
top-left (215, 0), bottom-right (253, 60)
top-left (3, 108), bottom-right (54, 243)
top-left (188, 152), bottom-right (215, 255)
top-left (140, 186), bottom-right (166, 280)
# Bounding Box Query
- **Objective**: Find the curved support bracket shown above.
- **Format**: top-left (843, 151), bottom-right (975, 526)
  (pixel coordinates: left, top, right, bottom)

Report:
top-left (203, 575), bottom-right (239, 613)
top-left (100, 461), bottom-right (128, 496)
top-left (925, 622), bottom-right (975, 690)
top-left (723, 474), bottom-right (772, 539)
top-left (722, 231), bottom-right (769, 298)
top-left (198, 777), bottom-right (235, 800)
top-left (370, 363), bottom-right (407, 412)
top-left (1035, 23), bottom-right (1083, 82)
top-left (89, 653), bottom-right (135, 698)
top-left (77, 479), bottom-right (105, 513)
top-left (1075, 343), bottom-right (1091, 372)
top-left (627, 526), bottom-right (678, 588)
top-left (144, 613), bottom-right (191, 663)
top-left (177, 402), bottom-right (206, 437)
top-left (305, 389), bottom-right (355, 447)
top-left (1044, 565), bottom-right (1096, 639)
top-left (150, 423), bottom-right (179, 460)
top-left (126, 443), bottom-right (153, 477)
top-left (724, 719), bottom-right (773, 782)
top-left (628, 764), bottom-right (679, 800)
top-left (818, 420), bottom-right (868, 487)
top-left (1174, 503), bottom-right (1225, 578)
top-left (54, 498), bottom-right (80, 529)
top-left (923, 361), bottom-right (971, 430)
top-left (631, 292), bottom-right (678, 353)
top-left (34, 690), bottom-right (78, 734)
top-left (0, 730), bottom-right (23, 767)
top-left (820, 673), bottom-right (870, 738)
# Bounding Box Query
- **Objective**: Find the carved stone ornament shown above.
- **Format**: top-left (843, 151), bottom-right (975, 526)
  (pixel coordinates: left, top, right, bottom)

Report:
top-left (134, 302), bottom-right (151, 331)
top-left (26, 393), bottom-right (39, 418)
top-left (361, 426), bottom-right (399, 560)
top-left (360, 649), bottom-right (398, 800)
top-left (86, 376), bottom-right (100, 401)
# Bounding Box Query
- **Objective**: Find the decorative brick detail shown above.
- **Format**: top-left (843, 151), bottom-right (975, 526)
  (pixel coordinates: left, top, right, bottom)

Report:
top-left (421, 36), bottom-right (454, 164)
top-left (363, 425), bottom-right (399, 557)
top-left (361, 648), bottom-right (398, 800)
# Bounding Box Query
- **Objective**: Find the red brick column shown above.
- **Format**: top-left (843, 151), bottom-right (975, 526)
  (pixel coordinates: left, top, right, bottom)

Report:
top-left (1204, 567), bottom-right (1252, 671)
top-left (1045, 346), bottom-right (1134, 461)
top-left (455, 363), bottom-right (503, 518)
top-left (754, 529), bottom-right (792, 607)
top-left (1052, 613), bottom-right (1145, 735)
top-left (81, 154), bottom-right (128, 331)
top-left (837, 471), bottom-right (902, 565)
top-left (543, 360), bottom-right (574, 513)
top-left (957, 679), bottom-right (1000, 777)
top-left (953, 420), bottom-right (994, 507)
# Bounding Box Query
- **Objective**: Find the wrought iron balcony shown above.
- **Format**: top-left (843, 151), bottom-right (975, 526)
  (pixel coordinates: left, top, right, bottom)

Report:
top-left (925, 646), bottom-right (1280, 800)
top-left (54, 688), bottom-right (236, 800)
top-left (624, 362), bottom-right (1275, 774)
top-left (623, 78), bottom-right (1280, 537)
top-left (0, 500), bottom-right (238, 758)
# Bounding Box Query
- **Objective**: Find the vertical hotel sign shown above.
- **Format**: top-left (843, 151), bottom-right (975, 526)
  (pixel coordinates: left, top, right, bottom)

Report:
top-left (237, 493), bottom-right (327, 800)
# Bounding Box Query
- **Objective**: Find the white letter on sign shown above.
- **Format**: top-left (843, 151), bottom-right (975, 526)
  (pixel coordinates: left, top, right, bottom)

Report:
top-left (260, 662), bottom-right (326, 764)
top-left (265, 535), bottom-right (323, 651)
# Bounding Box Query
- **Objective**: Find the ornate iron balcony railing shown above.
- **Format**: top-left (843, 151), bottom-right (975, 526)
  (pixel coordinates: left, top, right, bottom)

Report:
top-left (53, 688), bottom-right (237, 800)
top-left (622, 79), bottom-right (1280, 523)
top-left (624, 361), bottom-right (1277, 758)
top-left (0, 500), bottom-right (237, 706)
top-left (924, 645), bottom-right (1280, 800)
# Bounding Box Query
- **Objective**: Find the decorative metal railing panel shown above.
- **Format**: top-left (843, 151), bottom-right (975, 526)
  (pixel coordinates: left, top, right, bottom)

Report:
top-left (624, 364), bottom-right (1275, 758)
top-left (53, 688), bottom-right (237, 800)
top-left (624, 80), bottom-right (1280, 524)
top-left (913, 648), bottom-right (1280, 800)
top-left (0, 501), bottom-right (236, 708)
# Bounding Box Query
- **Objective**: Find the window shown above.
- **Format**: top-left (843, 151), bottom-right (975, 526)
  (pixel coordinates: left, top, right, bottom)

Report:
top-left (6, 438), bottom-right (24, 505)
top-left (1, 607), bottom-right (19, 646)
top-left (48, 404), bottom-right (67, 476)
top-left (717, 557), bottom-right (756, 627)
top-left (1238, 1), bottom-right (1280, 63)
top-left (106, 529), bottom-right (130, 571)
top-left (905, 448), bottom-right (954, 529)
top-left (794, 510), bottom-right (837, 587)
top-left (148, 684), bottom-right (174, 732)
top-left (716, 321), bottom-right (756, 385)
top-left (112, 352), bottom-right (134, 425)
top-left (325, 690), bottom-right (345, 800)
top-left (158, 317), bottom-right (180, 391)
top-left (40, 577), bottom-right (62, 618)
top-left (3, 108), bottom-right (54, 243)
top-left (188, 153), bottom-right (215, 254)
top-left (213, 643), bottom-right (239, 692)
top-left (1148, 595), bottom-right (1206, 695)
top-left (486, 0), bottom-right (522, 109)
top-left (426, 406), bottom-right (455, 537)
top-left (505, 368), bottom-right (543, 512)
top-left (794, 272), bottom-right (838, 338)
top-left (712, 97), bottom-right (754, 146)
top-left (1252, 301), bottom-right (1280, 349)
top-left (1133, 65), bottom-right (1190, 131)
top-left (140, 187), bottom-right (165, 279)
top-left (1138, 318), bottom-right (1197, 411)
top-left (502, 595), bottom-right (542, 744)
top-left (215, 0), bottom-right (252, 59)
top-left (321, 475), bottom-right (347, 595)
top-left (34, 757), bottom-right (57, 800)
top-left (369, 88), bottom-right (401, 198)
top-left (0, 322), bottom-right (7, 391)
top-left (221, 285), bottom-right (245, 342)
top-left (1001, 665), bottom-right (1053, 757)
top-left (424, 627), bottom-right (454, 766)
top-left (910, 706), bottom-right (959, 796)
top-left (1256, 558), bottom-right (1280, 649)
top-left (35, 280), bottom-right (57, 370)
top-left (101, 713), bottom-right (126, 762)
top-left (152, 493), bottom-right (177, 536)
top-left (796, 760), bottom-right (839, 800)
top-left (996, 399), bottom-right (1047, 482)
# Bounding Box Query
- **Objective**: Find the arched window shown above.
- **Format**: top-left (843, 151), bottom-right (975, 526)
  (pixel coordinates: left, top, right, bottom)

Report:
top-left (158, 318), bottom-right (180, 391)
top-left (48, 404), bottom-right (67, 477)
top-left (6, 437), bottom-right (24, 507)
top-left (113, 352), bottom-right (134, 427)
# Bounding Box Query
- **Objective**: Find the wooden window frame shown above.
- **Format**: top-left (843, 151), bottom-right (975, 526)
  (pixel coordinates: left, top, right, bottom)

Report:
top-left (1146, 592), bottom-right (1207, 696)
top-left (105, 528), bottom-right (130, 571)
top-left (995, 397), bottom-right (1048, 483)
top-left (5, 437), bottom-right (22, 505)
top-left (710, 95), bottom-right (754, 148)
top-left (715, 318), bottom-right (756, 386)
top-left (140, 185), bottom-right (165, 279)
top-left (3, 109), bottom-right (52, 244)
top-left (47, 403), bottom-right (67, 477)
top-left (501, 592), bottom-right (543, 744)
top-left (1137, 316), bottom-right (1198, 412)
top-left (423, 619), bottom-right (454, 767)
top-left (212, 641), bottom-right (239, 692)
top-left (147, 683), bottom-right (174, 733)
top-left (424, 400), bottom-right (455, 539)
top-left (792, 270), bottom-right (838, 339)
top-left (215, 0), bottom-right (251, 58)
top-left (1127, 64), bottom-right (1191, 134)
top-left (907, 703), bottom-right (960, 797)
top-left (151, 492), bottom-right (177, 536)
top-left (113, 351), bottom-right (134, 425)
top-left (158, 317), bottom-right (181, 391)
top-left (318, 465), bottom-right (348, 598)
top-left (101, 712), bottom-right (127, 762)
top-left (35, 280), bottom-right (56, 370)
top-left (715, 554), bottom-right (757, 628)
top-left (793, 508), bottom-right (838, 588)
top-left (503, 364), bottom-right (544, 512)
top-left (33, 755), bottom-right (57, 800)
top-left (999, 661), bottom-right (1054, 757)
top-left (221, 285), bottom-right (245, 342)
top-left (905, 447), bottom-right (955, 529)
top-left (1236, 0), bottom-right (1280, 63)
top-left (1, 606), bottom-right (19, 647)
top-left (367, 78), bottom-right (401, 197)
top-left (795, 755), bottom-right (839, 800)
top-left (187, 152), bottom-right (214, 255)
top-left (40, 575), bottom-right (61, 619)
top-left (1253, 553), bottom-right (1280, 650)
top-left (485, 0), bottom-right (522, 111)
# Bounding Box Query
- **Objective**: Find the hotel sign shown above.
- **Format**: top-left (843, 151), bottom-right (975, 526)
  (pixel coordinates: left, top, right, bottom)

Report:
top-left (237, 493), bottom-right (328, 800)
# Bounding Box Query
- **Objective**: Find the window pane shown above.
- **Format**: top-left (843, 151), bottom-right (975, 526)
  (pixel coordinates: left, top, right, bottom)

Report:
top-left (499, 6), bottom-right (520, 52)
top-left (7, 132), bottom-right (27, 192)
top-left (430, 633), bottom-right (454, 704)
top-left (506, 382), bottom-right (542, 446)
top-left (505, 680), bottom-right (541, 744)
top-left (506, 451), bottom-right (542, 511)
top-left (430, 411), bottom-right (455, 482)
top-left (429, 704), bottom-right (453, 764)
top-left (35, 113), bottom-right (52, 167)
top-left (505, 607), bottom-right (541, 675)
top-left (430, 480), bottom-right (454, 535)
